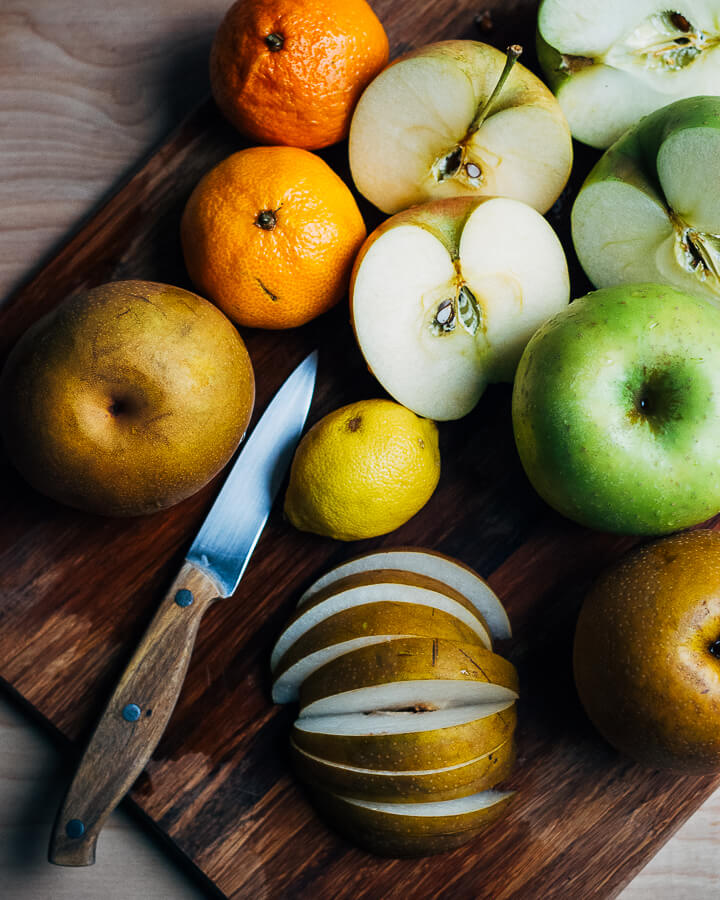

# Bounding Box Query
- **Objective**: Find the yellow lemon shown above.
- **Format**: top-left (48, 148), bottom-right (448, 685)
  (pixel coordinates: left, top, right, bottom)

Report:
top-left (285, 399), bottom-right (440, 541)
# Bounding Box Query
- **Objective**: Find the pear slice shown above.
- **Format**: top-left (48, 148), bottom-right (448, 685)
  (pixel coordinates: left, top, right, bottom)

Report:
top-left (272, 600), bottom-right (483, 704)
top-left (291, 736), bottom-right (516, 803)
top-left (298, 638), bottom-right (518, 718)
top-left (298, 547), bottom-right (511, 641)
top-left (314, 788), bottom-right (514, 856)
top-left (293, 702), bottom-right (516, 770)
top-left (271, 570), bottom-right (492, 673)
top-left (349, 39), bottom-right (571, 215)
top-left (350, 195), bottom-right (569, 420)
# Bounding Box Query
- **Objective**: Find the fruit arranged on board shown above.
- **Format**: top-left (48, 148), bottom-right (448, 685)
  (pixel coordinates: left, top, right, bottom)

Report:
top-left (512, 283), bottom-right (720, 535)
top-left (350, 195), bottom-right (570, 420)
top-left (574, 530), bottom-right (720, 772)
top-left (284, 400), bottom-right (440, 540)
top-left (271, 551), bottom-right (518, 856)
top-left (210, 0), bottom-right (388, 149)
top-left (572, 96), bottom-right (720, 302)
top-left (181, 146), bottom-right (366, 329)
top-left (349, 40), bottom-right (573, 215)
top-left (0, 281), bottom-right (255, 516)
top-left (537, 1), bottom-right (720, 149)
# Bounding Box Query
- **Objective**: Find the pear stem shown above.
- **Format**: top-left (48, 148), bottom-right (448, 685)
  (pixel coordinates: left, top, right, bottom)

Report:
top-left (467, 44), bottom-right (522, 138)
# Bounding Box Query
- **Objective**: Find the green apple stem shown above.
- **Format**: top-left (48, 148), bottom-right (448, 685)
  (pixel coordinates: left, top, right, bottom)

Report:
top-left (467, 44), bottom-right (522, 138)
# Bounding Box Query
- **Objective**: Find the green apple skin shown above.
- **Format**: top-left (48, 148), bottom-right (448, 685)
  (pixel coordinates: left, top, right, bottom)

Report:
top-left (512, 283), bottom-right (720, 535)
top-left (0, 280), bottom-right (255, 516)
top-left (572, 96), bottom-right (720, 302)
top-left (575, 530), bottom-right (720, 772)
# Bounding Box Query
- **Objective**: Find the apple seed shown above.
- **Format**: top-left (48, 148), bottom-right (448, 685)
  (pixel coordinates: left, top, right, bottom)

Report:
top-left (457, 285), bottom-right (481, 336)
top-left (431, 298), bottom-right (456, 335)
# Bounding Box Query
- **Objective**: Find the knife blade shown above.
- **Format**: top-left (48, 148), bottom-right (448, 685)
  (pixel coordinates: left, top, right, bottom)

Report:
top-left (48, 350), bottom-right (318, 867)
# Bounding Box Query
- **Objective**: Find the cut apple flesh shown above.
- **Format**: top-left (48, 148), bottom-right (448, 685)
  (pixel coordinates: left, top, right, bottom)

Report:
top-left (351, 196), bottom-right (569, 420)
top-left (298, 637), bottom-right (518, 717)
top-left (349, 40), bottom-right (572, 214)
top-left (572, 96), bottom-right (720, 300)
top-left (291, 737), bottom-right (515, 803)
top-left (298, 547), bottom-right (512, 641)
top-left (539, 2), bottom-right (720, 147)
top-left (270, 570), bottom-right (492, 672)
top-left (272, 600), bottom-right (484, 704)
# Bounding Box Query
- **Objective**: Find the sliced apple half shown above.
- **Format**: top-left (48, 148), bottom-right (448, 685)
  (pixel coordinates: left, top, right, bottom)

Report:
top-left (293, 702), bottom-right (517, 771)
top-left (349, 40), bottom-right (572, 215)
top-left (291, 737), bottom-right (515, 803)
top-left (298, 638), bottom-right (519, 718)
top-left (298, 547), bottom-right (512, 641)
top-left (272, 600), bottom-right (484, 704)
top-left (572, 95), bottom-right (720, 302)
top-left (538, 1), bottom-right (720, 148)
top-left (314, 789), bottom-right (514, 856)
top-left (270, 570), bottom-right (492, 673)
top-left (350, 195), bottom-right (569, 420)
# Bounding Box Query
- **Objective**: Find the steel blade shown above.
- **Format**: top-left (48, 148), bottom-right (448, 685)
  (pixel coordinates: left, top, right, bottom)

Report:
top-left (187, 350), bottom-right (318, 596)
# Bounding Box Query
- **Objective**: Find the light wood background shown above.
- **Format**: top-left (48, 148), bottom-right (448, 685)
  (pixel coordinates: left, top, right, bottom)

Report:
top-left (1, 2), bottom-right (719, 897)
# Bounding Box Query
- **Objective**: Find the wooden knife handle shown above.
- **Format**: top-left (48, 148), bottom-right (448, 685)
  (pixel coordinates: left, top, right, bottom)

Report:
top-left (48, 562), bottom-right (220, 866)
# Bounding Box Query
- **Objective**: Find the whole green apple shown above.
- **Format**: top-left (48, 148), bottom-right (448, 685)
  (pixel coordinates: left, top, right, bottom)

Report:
top-left (512, 283), bottom-right (720, 534)
top-left (0, 280), bottom-right (255, 516)
top-left (574, 530), bottom-right (720, 772)
top-left (572, 96), bottom-right (720, 302)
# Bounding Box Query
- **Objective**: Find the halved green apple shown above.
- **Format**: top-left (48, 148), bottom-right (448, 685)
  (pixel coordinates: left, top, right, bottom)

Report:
top-left (572, 96), bottom-right (720, 302)
top-left (298, 638), bottom-right (519, 718)
top-left (270, 570), bottom-right (493, 673)
top-left (350, 196), bottom-right (570, 421)
top-left (297, 547), bottom-right (512, 641)
top-left (272, 600), bottom-right (483, 704)
top-left (314, 789), bottom-right (514, 857)
top-left (291, 737), bottom-right (515, 803)
top-left (538, 1), bottom-right (720, 148)
top-left (293, 703), bottom-right (517, 771)
top-left (349, 40), bottom-right (572, 214)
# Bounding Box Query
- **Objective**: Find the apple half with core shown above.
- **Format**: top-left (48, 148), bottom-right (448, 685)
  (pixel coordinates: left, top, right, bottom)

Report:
top-left (351, 195), bottom-right (570, 420)
top-left (538, 0), bottom-right (720, 148)
top-left (512, 283), bottom-right (720, 534)
top-left (349, 40), bottom-right (572, 215)
top-left (575, 530), bottom-right (720, 772)
top-left (572, 95), bottom-right (720, 302)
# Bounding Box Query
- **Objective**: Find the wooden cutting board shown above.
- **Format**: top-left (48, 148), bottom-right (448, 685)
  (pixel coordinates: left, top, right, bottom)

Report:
top-left (2, 1), bottom-right (719, 896)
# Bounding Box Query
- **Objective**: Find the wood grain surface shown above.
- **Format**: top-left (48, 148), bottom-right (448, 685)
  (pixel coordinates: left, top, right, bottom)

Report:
top-left (3, 0), bottom-right (720, 898)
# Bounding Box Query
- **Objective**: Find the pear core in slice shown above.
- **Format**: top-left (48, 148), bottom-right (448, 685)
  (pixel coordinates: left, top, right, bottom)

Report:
top-left (271, 569), bottom-right (493, 672)
top-left (298, 546), bottom-right (512, 641)
top-left (349, 39), bottom-right (571, 215)
top-left (314, 788), bottom-right (514, 856)
top-left (298, 637), bottom-right (518, 718)
top-left (272, 600), bottom-right (484, 704)
top-left (350, 196), bottom-right (569, 420)
top-left (291, 736), bottom-right (515, 803)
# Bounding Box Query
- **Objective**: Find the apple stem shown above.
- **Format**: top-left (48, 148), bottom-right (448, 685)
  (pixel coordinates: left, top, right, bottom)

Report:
top-left (467, 44), bottom-right (522, 138)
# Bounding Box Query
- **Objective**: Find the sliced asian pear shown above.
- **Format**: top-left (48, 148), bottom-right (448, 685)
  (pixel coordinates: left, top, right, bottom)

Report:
top-left (293, 702), bottom-right (517, 771)
top-left (537, 0), bottom-right (720, 148)
top-left (350, 195), bottom-right (569, 420)
top-left (572, 95), bottom-right (720, 302)
top-left (270, 569), bottom-right (492, 672)
top-left (349, 40), bottom-right (572, 215)
top-left (291, 737), bottom-right (516, 803)
top-left (272, 600), bottom-right (483, 705)
top-left (298, 638), bottom-right (519, 718)
top-left (314, 789), bottom-right (514, 856)
top-left (298, 546), bottom-right (512, 641)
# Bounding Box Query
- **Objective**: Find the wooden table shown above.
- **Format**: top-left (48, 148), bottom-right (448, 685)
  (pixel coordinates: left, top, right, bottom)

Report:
top-left (1, 2), bottom-right (719, 896)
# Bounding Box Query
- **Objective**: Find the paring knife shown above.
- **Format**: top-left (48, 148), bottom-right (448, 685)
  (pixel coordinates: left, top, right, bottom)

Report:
top-left (48, 351), bottom-right (318, 867)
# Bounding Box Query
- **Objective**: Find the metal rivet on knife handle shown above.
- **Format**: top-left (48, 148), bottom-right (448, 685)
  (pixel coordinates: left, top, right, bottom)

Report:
top-left (175, 589), bottom-right (193, 607)
top-left (122, 703), bottom-right (141, 722)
